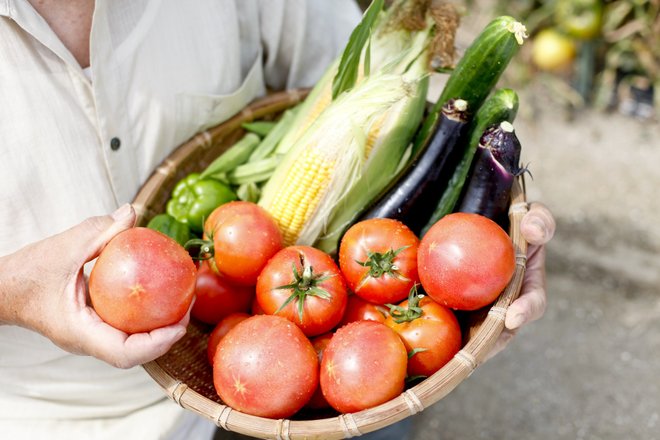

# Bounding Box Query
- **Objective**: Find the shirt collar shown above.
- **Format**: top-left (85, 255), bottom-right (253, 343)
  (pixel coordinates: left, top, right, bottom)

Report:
top-left (2, 0), bottom-right (85, 70)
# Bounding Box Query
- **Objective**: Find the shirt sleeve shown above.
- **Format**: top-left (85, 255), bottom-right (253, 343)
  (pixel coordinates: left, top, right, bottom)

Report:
top-left (257, 0), bottom-right (362, 90)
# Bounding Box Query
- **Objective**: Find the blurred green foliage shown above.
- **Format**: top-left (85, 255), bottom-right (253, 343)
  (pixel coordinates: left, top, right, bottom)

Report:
top-left (492, 0), bottom-right (659, 118)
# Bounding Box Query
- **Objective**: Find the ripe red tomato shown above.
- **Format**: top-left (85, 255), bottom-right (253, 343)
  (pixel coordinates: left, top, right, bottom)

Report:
top-left (256, 246), bottom-right (348, 337)
top-left (191, 261), bottom-right (254, 325)
top-left (213, 315), bottom-right (318, 418)
top-left (320, 320), bottom-right (407, 413)
top-left (339, 294), bottom-right (388, 326)
top-left (203, 201), bottom-right (283, 286)
top-left (418, 213), bottom-right (515, 311)
top-left (89, 227), bottom-right (196, 334)
top-left (206, 312), bottom-right (250, 365)
top-left (306, 332), bottom-right (334, 409)
top-left (385, 293), bottom-right (462, 377)
top-left (250, 297), bottom-right (265, 315)
top-left (339, 218), bottom-right (420, 304)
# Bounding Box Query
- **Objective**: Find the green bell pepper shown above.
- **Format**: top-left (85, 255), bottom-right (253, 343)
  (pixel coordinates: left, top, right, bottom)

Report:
top-left (146, 213), bottom-right (193, 247)
top-left (166, 173), bottom-right (237, 234)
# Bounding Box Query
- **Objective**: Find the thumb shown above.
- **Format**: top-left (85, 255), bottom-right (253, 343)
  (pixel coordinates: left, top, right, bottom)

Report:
top-left (60, 204), bottom-right (137, 266)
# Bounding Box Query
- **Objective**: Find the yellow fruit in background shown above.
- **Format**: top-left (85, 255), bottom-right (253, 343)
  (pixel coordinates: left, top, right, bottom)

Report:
top-left (531, 28), bottom-right (576, 72)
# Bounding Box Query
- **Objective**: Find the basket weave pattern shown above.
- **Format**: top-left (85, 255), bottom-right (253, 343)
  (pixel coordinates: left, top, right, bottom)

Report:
top-left (132, 90), bottom-right (528, 440)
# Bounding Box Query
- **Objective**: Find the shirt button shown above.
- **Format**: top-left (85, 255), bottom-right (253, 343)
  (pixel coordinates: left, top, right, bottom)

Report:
top-left (110, 137), bottom-right (121, 151)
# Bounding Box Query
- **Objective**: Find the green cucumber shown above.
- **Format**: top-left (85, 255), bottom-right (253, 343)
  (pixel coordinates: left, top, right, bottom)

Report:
top-left (421, 88), bottom-right (520, 234)
top-left (434, 16), bottom-right (526, 112)
top-left (146, 213), bottom-right (193, 247)
top-left (411, 16), bottom-right (527, 158)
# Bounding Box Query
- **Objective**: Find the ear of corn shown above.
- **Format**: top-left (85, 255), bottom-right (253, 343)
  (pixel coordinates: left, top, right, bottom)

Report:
top-left (259, 17), bottom-right (434, 248)
top-left (314, 44), bottom-right (431, 254)
top-left (258, 74), bottom-right (407, 246)
top-left (257, 0), bottom-right (458, 250)
top-left (274, 62), bottom-right (337, 156)
top-left (275, 0), bottom-right (429, 157)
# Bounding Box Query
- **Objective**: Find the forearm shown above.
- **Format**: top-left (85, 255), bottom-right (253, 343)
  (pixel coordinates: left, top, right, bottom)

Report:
top-left (0, 247), bottom-right (40, 328)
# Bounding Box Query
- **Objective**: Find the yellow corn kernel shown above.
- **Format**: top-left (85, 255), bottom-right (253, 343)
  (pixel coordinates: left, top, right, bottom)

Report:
top-left (267, 149), bottom-right (335, 246)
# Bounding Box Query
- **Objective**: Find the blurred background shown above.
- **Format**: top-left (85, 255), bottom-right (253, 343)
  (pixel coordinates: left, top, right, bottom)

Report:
top-left (404, 0), bottom-right (660, 438)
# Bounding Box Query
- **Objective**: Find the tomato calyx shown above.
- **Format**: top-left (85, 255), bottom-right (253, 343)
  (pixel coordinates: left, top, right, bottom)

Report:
top-left (356, 246), bottom-right (410, 286)
top-left (185, 221), bottom-right (217, 261)
top-left (274, 253), bottom-right (335, 322)
top-left (386, 285), bottom-right (425, 324)
top-left (184, 237), bottom-right (214, 260)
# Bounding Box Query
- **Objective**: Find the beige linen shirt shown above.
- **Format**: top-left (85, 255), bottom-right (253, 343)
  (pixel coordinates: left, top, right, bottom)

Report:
top-left (0, 0), bottom-right (360, 438)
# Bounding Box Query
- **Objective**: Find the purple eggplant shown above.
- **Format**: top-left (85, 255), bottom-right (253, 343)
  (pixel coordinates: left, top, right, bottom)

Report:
top-left (457, 121), bottom-right (525, 225)
top-left (359, 99), bottom-right (469, 235)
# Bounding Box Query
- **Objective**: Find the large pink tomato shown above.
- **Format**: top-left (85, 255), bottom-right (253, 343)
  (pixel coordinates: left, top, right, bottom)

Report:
top-left (89, 227), bottom-right (196, 334)
top-left (213, 315), bottom-right (319, 418)
top-left (418, 213), bottom-right (515, 311)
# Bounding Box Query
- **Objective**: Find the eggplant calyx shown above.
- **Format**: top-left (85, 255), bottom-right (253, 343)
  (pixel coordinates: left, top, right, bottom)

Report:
top-left (274, 252), bottom-right (334, 322)
top-left (442, 98), bottom-right (469, 123)
top-left (481, 121), bottom-right (524, 176)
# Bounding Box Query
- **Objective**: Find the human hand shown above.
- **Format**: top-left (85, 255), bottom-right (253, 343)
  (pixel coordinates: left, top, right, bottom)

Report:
top-left (0, 204), bottom-right (190, 369)
top-left (485, 202), bottom-right (556, 360)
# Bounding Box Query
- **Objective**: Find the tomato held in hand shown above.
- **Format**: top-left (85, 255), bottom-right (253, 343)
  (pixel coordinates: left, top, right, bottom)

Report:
top-left (418, 213), bottom-right (515, 311)
top-left (213, 315), bottom-right (318, 418)
top-left (191, 260), bottom-right (254, 325)
top-left (89, 227), bottom-right (196, 334)
top-left (198, 201), bottom-right (283, 286)
top-left (320, 320), bottom-right (407, 413)
top-left (339, 218), bottom-right (420, 305)
top-left (206, 312), bottom-right (250, 365)
top-left (385, 290), bottom-right (462, 378)
top-left (256, 246), bottom-right (348, 337)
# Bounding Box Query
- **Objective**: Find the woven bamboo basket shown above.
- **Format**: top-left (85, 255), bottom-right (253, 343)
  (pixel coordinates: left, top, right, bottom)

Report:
top-left (132, 90), bottom-right (529, 440)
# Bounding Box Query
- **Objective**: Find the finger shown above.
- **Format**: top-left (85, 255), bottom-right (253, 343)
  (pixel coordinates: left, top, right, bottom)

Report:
top-left (506, 246), bottom-right (547, 329)
top-left (82, 204), bottom-right (137, 262)
top-left (120, 324), bottom-right (187, 368)
top-left (56, 204), bottom-right (137, 267)
top-left (521, 202), bottom-right (556, 246)
top-left (119, 302), bottom-right (195, 368)
top-left (81, 317), bottom-right (187, 369)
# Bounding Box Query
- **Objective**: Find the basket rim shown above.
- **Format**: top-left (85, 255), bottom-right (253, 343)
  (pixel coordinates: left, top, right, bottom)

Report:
top-left (138, 90), bottom-right (529, 440)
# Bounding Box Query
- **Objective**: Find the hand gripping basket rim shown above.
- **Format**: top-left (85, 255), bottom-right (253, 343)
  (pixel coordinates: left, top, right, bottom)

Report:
top-left (132, 89), bottom-right (528, 440)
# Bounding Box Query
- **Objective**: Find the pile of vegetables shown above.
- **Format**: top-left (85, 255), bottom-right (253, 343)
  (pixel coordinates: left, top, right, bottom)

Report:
top-left (90, 0), bottom-right (534, 421)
